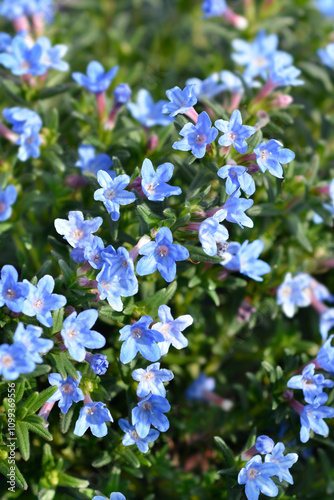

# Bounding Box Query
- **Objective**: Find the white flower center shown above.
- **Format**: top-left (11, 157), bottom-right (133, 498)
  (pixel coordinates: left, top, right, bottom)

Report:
top-left (1, 354), bottom-right (13, 367)
top-left (157, 245), bottom-right (169, 257)
top-left (5, 288), bottom-right (16, 299)
top-left (260, 149), bottom-right (270, 161)
top-left (247, 467), bottom-right (259, 480)
top-left (33, 298), bottom-right (44, 311)
top-left (195, 134), bottom-right (206, 145)
top-left (61, 383), bottom-right (73, 393)
top-left (104, 188), bottom-right (116, 200)
top-left (71, 228), bottom-right (84, 241)
top-left (66, 328), bottom-right (78, 338)
top-left (132, 327), bottom-right (142, 339)
top-left (227, 131), bottom-right (237, 142)
top-left (0, 202), bottom-right (6, 213)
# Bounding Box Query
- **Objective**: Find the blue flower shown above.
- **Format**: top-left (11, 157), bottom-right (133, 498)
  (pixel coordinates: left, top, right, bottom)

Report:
top-left (0, 342), bottom-right (35, 380)
top-left (37, 36), bottom-right (69, 72)
top-left (16, 126), bottom-right (42, 161)
top-left (287, 363), bottom-right (334, 403)
top-left (0, 264), bottom-right (29, 313)
top-left (222, 189), bottom-right (254, 228)
top-left (276, 272), bottom-right (312, 318)
top-left (215, 110), bottom-right (256, 154)
top-left (101, 245), bottom-right (138, 284)
top-left (118, 418), bottom-right (160, 454)
top-left (94, 170), bottom-right (135, 221)
top-left (198, 209), bottom-right (229, 257)
top-left (186, 73), bottom-right (225, 100)
top-left (132, 362), bottom-right (174, 397)
top-left (315, 0), bottom-right (334, 16)
top-left (72, 61), bottom-right (118, 93)
top-left (255, 436), bottom-right (274, 454)
top-left (218, 163), bottom-right (255, 196)
top-left (136, 227), bottom-right (189, 282)
top-left (300, 393), bottom-right (334, 443)
top-left (311, 278), bottom-right (334, 304)
top-left (127, 89), bottom-right (173, 127)
top-left (320, 309), bottom-right (334, 340)
top-left (317, 334), bottom-right (334, 375)
top-left (254, 139), bottom-right (295, 178)
top-left (22, 275), bottom-right (67, 328)
top-left (220, 70), bottom-right (260, 94)
top-left (75, 145), bottom-right (113, 176)
top-left (222, 239), bottom-right (271, 282)
top-left (172, 111), bottom-right (218, 159)
top-left (54, 210), bottom-right (103, 249)
top-left (202, 0), bottom-right (226, 18)
top-left (0, 33), bottom-right (12, 52)
top-left (96, 258), bottom-right (138, 312)
top-left (162, 85), bottom-right (197, 117)
top-left (0, 0), bottom-right (27, 20)
top-left (3, 107), bottom-right (42, 134)
top-left (74, 401), bottom-right (113, 437)
top-left (267, 53), bottom-right (303, 88)
top-left (186, 373), bottom-right (215, 401)
top-left (83, 236), bottom-right (106, 269)
top-left (61, 309), bottom-right (105, 362)
top-left (0, 185), bottom-right (16, 221)
top-left (114, 83), bottom-right (132, 104)
top-left (47, 371), bottom-right (84, 414)
top-left (94, 494), bottom-right (126, 500)
top-left (265, 443), bottom-right (298, 484)
top-left (154, 304), bottom-right (193, 356)
top-left (141, 158), bottom-right (181, 201)
top-left (13, 323), bottom-right (53, 363)
top-left (132, 393), bottom-right (171, 438)
top-left (238, 455), bottom-right (280, 500)
top-left (232, 30), bottom-right (279, 79)
top-left (119, 315), bottom-right (164, 364)
top-left (0, 35), bottom-right (47, 76)
top-left (85, 353), bottom-right (109, 375)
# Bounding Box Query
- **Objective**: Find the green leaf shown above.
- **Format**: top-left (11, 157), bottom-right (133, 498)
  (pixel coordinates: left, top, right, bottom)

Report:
top-left (24, 416), bottom-right (53, 441)
top-left (16, 421), bottom-right (30, 461)
top-left (19, 386), bottom-right (58, 417)
top-left (135, 281), bottom-right (178, 317)
top-left (60, 406), bottom-right (74, 434)
top-left (184, 244), bottom-right (224, 264)
top-left (136, 203), bottom-right (162, 226)
top-left (35, 83), bottom-right (76, 100)
top-left (92, 451), bottom-right (112, 468)
top-left (214, 436), bottom-right (235, 467)
top-left (58, 472), bottom-right (90, 488)
top-left (116, 447), bottom-right (140, 468)
top-left (58, 259), bottom-right (76, 286)
top-left (51, 307), bottom-right (64, 334)
top-left (0, 462), bottom-right (28, 490)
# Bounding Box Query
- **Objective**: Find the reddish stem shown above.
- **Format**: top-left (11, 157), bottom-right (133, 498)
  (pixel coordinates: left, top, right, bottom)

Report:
top-left (96, 91), bottom-right (106, 121)
top-left (223, 8), bottom-right (248, 30)
top-left (311, 294), bottom-right (329, 315)
top-left (0, 124), bottom-right (18, 144)
top-left (185, 107), bottom-right (199, 123)
top-left (229, 92), bottom-right (243, 112)
top-left (202, 391), bottom-right (233, 411)
top-left (254, 80), bottom-right (277, 103)
top-left (13, 15), bottom-right (30, 33)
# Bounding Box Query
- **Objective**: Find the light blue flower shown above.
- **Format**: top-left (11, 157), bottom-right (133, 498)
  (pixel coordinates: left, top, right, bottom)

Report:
top-left (0, 342), bottom-right (35, 380)
top-left (96, 260), bottom-right (138, 312)
top-left (75, 145), bottom-right (113, 176)
top-left (114, 83), bottom-right (132, 104)
top-left (222, 189), bottom-right (254, 228)
top-left (72, 61), bottom-right (118, 93)
top-left (254, 139), bottom-right (295, 178)
top-left (238, 455), bottom-right (280, 500)
top-left (141, 158), bottom-right (181, 201)
top-left (276, 272), bottom-right (312, 318)
top-left (320, 308), bottom-right (334, 340)
top-left (94, 170), bottom-right (135, 222)
top-left (132, 393), bottom-right (171, 438)
top-left (132, 362), bottom-right (174, 397)
top-left (154, 304), bottom-right (193, 356)
top-left (0, 264), bottom-right (29, 313)
top-left (47, 371), bottom-right (84, 414)
top-left (54, 211), bottom-right (103, 248)
top-left (222, 239), bottom-right (271, 282)
top-left (255, 436), bottom-right (274, 454)
top-left (198, 209), bottom-right (229, 257)
top-left (0, 35), bottom-right (47, 76)
top-left (16, 126), bottom-right (42, 161)
top-left (300, 393), bottom-right (334, 443)
top-left (186, 373), bottom-right (215, 401)
top-left (85, 353), bottom-right (109, 375)
top-left (127, 89), bottom-right (173, 127)
top-left (264, 442), bottom-right (298, 484)
top-left (173, 111), bottom-right (218, 159)
top-left (3, 107), bottom-right (42, 134)
top-left (61, 309), bottom-right (105, 362)
top-left (83, 236), bottom-right (106, 269)
top-left (315, 0), bottom-right (334, 16)
top-left (220, 70), bottom-right (260, 94)
top-left (218, 163), bottom-right (255, 196)
top-left (232, 30), bottom-right (279, 79)
top-left (287, 363), bottom-right (334, 403)
top-left (215, 110), bottom-right (256, 154)
top-left (22, 275), bottom-right (67, 328)
top-left (119, 316), bottom-right (164, 364)
top-left (94, 494), bottom-right (126, 500)
top-left (0, 185), bottom-right (17, 222)
top-left (162, 84), bottom-right (197, 117)
top-left (13, 323), bottom-right (53, 363)
top-left (37, 36), bottom-right (69, 72)
top-left (186, 73), bottom-right (225, 100)
top-left (136, 227), bottom-right (189, 282)
top-left (119, 418), bottom-right (160, 454)
top-left (267, 52), bottom-right (303, 87)
top-left (74, 401), bottom-right (113, 437)
top-left (202, 0), bottom-right (226, 18)
top-left (317, 334), bottom-right (334, 375)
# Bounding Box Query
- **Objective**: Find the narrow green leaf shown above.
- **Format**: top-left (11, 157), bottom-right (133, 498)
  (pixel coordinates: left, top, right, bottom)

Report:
top-left (58, 472), bottom-right (90, 488)
top-left (184, 244), bottom-right (224, 264)
top-left (214, 436), bottom-right (235, 467)
top-left (16, 421), bottom-right (30, 461)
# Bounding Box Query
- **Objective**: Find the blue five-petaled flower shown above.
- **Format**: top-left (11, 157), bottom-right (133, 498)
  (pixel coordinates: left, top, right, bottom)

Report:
top-left (172, 111), bottom-right (218, 159)
top-left (141, 158), bottom-right (182, 201)
top-left (254, 139), bottom-right (295, 178)
top-left (94, 170), bottom-right (135, 221)
top-left (119, 315), bottom-right (164, 364)
top-left (215, 110), bottom-right (256, 154)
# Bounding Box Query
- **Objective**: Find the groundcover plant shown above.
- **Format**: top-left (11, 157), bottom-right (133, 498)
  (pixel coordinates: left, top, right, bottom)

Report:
top-left (2, 0), bottom-right (334, 498)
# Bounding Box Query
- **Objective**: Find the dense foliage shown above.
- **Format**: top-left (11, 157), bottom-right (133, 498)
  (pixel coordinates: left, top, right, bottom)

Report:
top-left (1, 0), bottom-right (334, 499)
